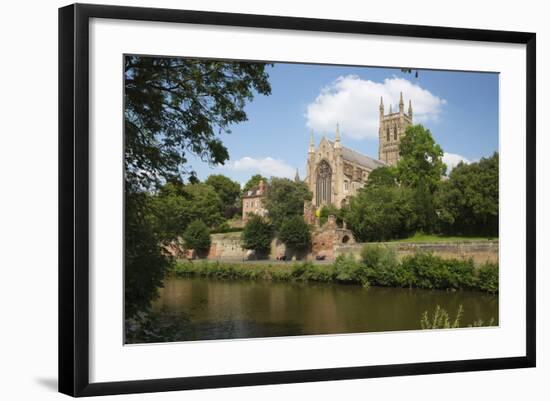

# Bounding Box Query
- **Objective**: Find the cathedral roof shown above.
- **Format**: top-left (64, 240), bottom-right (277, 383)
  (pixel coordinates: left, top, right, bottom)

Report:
top-left (328, 141), bottom-right (386, 170)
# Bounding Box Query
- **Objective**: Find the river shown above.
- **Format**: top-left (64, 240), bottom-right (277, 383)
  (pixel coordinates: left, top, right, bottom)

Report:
top-left (150, 276), bottom-right (499, 342)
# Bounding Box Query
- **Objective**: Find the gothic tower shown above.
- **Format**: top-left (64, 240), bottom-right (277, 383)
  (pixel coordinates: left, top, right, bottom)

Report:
top-left (378, 93), bottom-right (413, 166)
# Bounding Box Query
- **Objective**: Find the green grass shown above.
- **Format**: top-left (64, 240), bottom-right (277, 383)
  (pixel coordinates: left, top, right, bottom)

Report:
top-left (388, 232), bottom-right (497, 243)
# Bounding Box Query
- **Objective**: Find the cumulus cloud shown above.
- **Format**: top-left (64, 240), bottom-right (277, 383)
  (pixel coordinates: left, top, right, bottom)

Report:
top-left (306, 75), bottom-right (446, 140)
top-left (442, 152), bottom-right (470, 173)
top-left (226, 156), bottom-right (295, 179)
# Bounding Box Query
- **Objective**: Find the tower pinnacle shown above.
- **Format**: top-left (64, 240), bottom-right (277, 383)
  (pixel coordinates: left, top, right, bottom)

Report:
top-left (408, 99), bottom-right (413, 119)
top-left (334, 123), bottom-right (342, 148)
top-left (399, 92), bottom-right (404, 113)
top-left (308, 130), bottom-right (315, 153)
top-left (294, 168), bottom-right (300, 182)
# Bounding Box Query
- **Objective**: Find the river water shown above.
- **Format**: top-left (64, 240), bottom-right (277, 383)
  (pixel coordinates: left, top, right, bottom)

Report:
top-left (151, 276), bottom-right (499, 342)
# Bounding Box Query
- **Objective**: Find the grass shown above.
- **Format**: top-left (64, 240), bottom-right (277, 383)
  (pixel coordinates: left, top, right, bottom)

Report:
top-left (389, 232), bottom-right (498, 243)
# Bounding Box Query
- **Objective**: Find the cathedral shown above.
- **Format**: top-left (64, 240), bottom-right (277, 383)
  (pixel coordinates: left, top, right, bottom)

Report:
top-left (305, 92), bottom-right (413, 209)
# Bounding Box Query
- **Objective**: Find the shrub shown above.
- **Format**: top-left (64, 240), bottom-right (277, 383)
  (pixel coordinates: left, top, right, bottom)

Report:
top-left (291, 262), bottom-right (335, 282)
top-left (333, 254), bottom-right (369, 286)
top-left (400, 252), bottom-right (476, 290)
top-left (279, 216), bottom-right (311, 251)
top-left (477, 262), bottom-right (499, 293)
top-left (182, 220), bottom-right (211, 253)
top-left (241, 215), bottom-right (273, 256)
top-left (319, 204), bottom-right (341, 226)
top-left (360, 245), bottom-right (411, 287)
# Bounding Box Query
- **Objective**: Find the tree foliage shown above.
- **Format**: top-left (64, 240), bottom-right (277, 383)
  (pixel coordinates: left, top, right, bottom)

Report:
top-left (279, 216), bottom-right (312, 251)
top-left (435, 153), bottom-right (499, 236)
top-left (204, 174), bottom-right (241, 218)
top-left (150, 182), bottom-right (224, 240)
top-left (183, 220), bottom-right (211, 252)
top-left (264, 178), bottom-right (312, 230)
top-left (124, 56), bottom-right (271, 318)
top-left (366, 166), bottom-right (398, 188)
top-left (344, 185), bottom-right (416, 242)
top-left (345, 124), bottom-right (499, 241)
top-left (124, 56), bottom-right (271, 190)
top-left (397, 124), bottom-right (446, 191)
top-left (125, 193), bottom-right (171, 319)
top-left (241, 215), bottom-right (273, 255)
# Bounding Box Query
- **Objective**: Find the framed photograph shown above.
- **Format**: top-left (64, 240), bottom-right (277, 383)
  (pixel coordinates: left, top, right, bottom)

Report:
top-left (59, 3), bottom-right (536, 397)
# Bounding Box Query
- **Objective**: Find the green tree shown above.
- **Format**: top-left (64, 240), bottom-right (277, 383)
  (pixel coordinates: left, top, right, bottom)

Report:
top-left (125, 56), bottom-right (271, 189)
top-left (395, 124), bottom-right (446, 233)
top-left (344, 185), bottom-right (416, 242)
top-left (183, 220), bottom-right (211, 253)
top-left (241, 215), bottom-right (273, 256)
top-left (264, 178), bottom-right (312, 230)
top-left (205, 174), bottom-right (241, 218)
top-left (124, 56), bottom-right (271, 318)
top-left (151, 182), bottom-right (225, 239)
top-left (397, 124), bottom-right (446, 191)
top-left (366, 166), bottom-right (398, 188)
top-left (279, 216), bottom-right (312, 251)
top-left (125, 192), bottom-right (171, 319)
top-left (435, 152), bottom-right (499, 236)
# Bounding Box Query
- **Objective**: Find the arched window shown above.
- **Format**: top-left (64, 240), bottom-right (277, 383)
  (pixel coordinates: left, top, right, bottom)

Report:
top-left (316, 160), bottom-right (332, 206)
top-left (394, 125), bottom-right (398, 140)
top-left (386, 127), bottom-right (390, 141)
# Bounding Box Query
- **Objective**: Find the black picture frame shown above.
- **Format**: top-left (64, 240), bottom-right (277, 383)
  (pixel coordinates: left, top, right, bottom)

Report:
top-left (58, 3), bottom-right (536, 397)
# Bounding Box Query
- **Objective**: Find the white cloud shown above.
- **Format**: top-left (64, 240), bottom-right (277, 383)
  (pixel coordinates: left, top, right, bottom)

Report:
top-left (226, 156), bottom-right (295, 179)
top-left (443, 152), bottom-right (470, 172)
top-left (306, 75), bottom-right (446, 140)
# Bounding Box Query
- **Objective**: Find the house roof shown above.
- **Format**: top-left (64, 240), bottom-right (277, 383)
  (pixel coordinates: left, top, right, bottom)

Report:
top-left (242, 185), bottom-right (264, 198)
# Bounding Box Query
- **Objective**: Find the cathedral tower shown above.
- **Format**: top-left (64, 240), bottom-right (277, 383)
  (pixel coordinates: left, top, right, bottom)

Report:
top-left (378, 93), bottom-right (413, 166)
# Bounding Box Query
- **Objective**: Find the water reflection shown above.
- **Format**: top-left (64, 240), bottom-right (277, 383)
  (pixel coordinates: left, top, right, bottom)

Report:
top-left (151, 276), bottom-right (499, 341)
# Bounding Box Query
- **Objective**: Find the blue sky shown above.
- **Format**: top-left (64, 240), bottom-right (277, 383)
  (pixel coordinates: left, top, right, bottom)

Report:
top-left (186, 63), bottom-right (499, 187)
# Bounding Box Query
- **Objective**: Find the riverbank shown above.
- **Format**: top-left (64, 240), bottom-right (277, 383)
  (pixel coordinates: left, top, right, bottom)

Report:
top-left (173, 249), bottom-right (498, 293)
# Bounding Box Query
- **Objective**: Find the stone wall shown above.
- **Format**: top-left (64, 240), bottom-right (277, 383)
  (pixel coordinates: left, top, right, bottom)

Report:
top-left (206, 232), bottom-right (498, 265)
top-left (207, 232), bottom-right (288, 261)
top-left (335, 241), bottom-right (499, 265)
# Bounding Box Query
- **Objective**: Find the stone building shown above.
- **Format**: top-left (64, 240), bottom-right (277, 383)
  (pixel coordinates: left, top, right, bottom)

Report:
top-left (378, 92), bottom-right (413, 165)
top-left (305, 93), bottom-right (413, 209)
top-left (241, 179), bottom-right (268, 221)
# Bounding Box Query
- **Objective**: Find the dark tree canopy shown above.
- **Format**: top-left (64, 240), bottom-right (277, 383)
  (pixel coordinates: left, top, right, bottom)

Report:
top-left (204, 174), bottom-right (241, 218)
top-left (124, 193), bottom-right (171, 319)
top-left (124, 56), bottom-right (272, 319)
top-left (435, 152), bottom-right (499, 236)
top-left (264, 178), bottom-right (312, 230)
top-left (366, 166), bottom-right (399, 188)
top-left (241, 215), bottom-right (273, 256)
top-left (279, 216), bottom-right (311, 251)
top-left (151, 182), bottom-right (224, 240)
top-left (124, 56), bottom-right (272, 190)
top-left (183, 220), bottom-right (211, 252)
top-left (344, 186), bottom-right (416, 242)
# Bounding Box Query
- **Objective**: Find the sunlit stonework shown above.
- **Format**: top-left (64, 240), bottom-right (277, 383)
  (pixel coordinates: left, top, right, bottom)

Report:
top-left (305, 92), bottom-right (413, 209)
